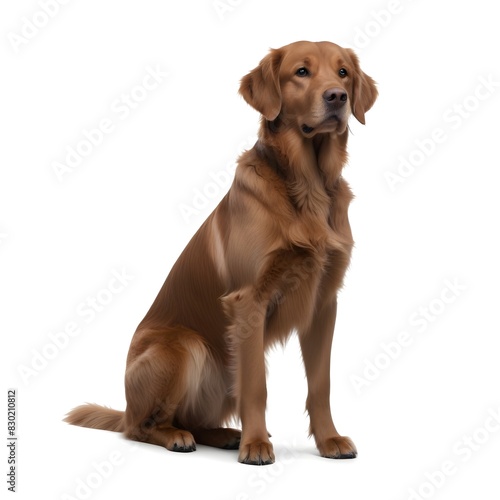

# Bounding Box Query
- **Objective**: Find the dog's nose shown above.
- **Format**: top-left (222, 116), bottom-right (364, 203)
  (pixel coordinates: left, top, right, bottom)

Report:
top-left (323, 87), bottom-right (348, 108)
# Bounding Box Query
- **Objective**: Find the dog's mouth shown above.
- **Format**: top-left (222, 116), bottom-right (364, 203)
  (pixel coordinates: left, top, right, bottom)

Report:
top-left (301, 115), bottom-right (343, 136)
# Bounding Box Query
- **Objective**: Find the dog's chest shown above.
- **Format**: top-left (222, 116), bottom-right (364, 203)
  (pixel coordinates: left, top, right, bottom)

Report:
top-left (284, 193), bottom-right (351, 258)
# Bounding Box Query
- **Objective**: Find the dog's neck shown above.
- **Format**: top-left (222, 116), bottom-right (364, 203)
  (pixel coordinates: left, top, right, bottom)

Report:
top-left (257, 117), bottom-right (348, 214)
top-left (311, 131), bottom-right (349, 192)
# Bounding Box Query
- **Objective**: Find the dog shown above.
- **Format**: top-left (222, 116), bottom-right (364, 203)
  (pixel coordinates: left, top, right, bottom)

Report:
top-left (65, 40), bottom-right (377, 465)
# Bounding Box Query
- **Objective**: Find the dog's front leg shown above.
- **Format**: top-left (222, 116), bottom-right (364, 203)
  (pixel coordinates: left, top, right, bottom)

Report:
top-left (299, 297), bottom-right (357, 459)
top-left (222, 288), bottom-right (274, 465)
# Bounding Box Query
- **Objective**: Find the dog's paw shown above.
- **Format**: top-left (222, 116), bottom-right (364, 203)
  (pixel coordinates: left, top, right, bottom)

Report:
top-left (221, 428), bottom-right (242, 450)
top-left (317, 436), bottom-right (357, 459)
top-left (238, 440), bottom-right (275, 465)
top-left (165, 429), bottom-right (197, 453)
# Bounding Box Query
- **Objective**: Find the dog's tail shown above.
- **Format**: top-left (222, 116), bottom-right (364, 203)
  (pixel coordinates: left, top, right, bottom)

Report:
top-left (64, 404), bottom-right (125, 432)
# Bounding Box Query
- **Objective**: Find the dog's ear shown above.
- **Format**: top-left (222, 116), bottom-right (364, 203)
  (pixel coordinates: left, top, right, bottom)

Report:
top-left (346, 49), bottom-right (378, 125)
top-left (239, 49), bottom-right (283, 121)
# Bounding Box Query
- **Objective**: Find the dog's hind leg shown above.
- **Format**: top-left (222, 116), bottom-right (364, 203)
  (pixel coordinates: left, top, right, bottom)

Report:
top-left (123, 327), bottom-right (208, 452)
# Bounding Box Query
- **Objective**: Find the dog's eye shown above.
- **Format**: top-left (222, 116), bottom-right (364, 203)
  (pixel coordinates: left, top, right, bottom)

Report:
top-left (338, 68), bottom-right (348, 78)
top-left (296, 67), bottom-right (309, 77)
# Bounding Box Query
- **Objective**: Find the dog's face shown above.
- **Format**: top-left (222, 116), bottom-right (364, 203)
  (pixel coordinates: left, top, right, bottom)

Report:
top-left (240, 41), bottom-right (377, 137)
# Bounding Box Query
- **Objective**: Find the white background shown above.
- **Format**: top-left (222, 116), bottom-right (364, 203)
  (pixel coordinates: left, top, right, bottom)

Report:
top-left (1, 1), bottom-right (500, 499)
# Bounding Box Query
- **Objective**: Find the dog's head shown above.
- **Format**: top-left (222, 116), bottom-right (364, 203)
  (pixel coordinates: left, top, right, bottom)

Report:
top-left (239, 41), bottom-right (377, 137)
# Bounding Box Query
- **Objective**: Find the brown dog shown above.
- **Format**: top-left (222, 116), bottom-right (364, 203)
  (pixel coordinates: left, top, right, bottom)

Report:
top-left (65, 40), bottom-right (377, 465)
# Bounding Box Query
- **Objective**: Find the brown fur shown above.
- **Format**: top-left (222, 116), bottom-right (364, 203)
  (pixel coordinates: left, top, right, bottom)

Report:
top-left (65, 41), bottom-right (377, 465)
